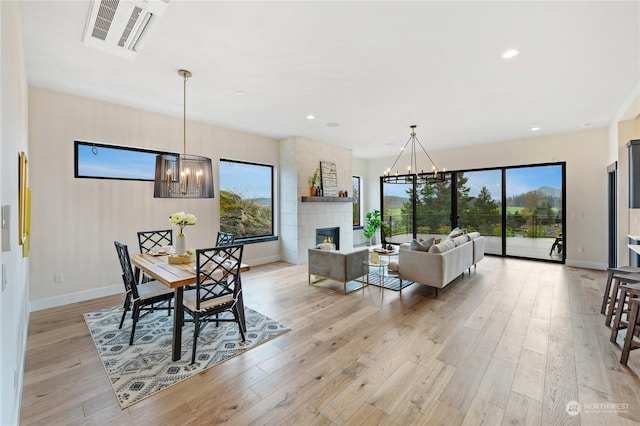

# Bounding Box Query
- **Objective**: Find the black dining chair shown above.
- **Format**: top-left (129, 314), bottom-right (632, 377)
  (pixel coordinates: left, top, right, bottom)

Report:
top-left (183, 244), bottom-right (245, 364)
top-left (137, 229), bottom-right (173, 283)
top-left (216, 231), bottom-right (236, 247)
top-left (114, 241), bottom-right (174, 345)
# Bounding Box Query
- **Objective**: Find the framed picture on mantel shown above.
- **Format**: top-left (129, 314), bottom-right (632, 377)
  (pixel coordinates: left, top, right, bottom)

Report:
top-left (320, 161), bottom-right (338, 196)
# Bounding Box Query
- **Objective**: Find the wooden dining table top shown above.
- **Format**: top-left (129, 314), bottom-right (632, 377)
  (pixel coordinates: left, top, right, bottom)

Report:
top-left (131, 253), bottom-right (250, 289)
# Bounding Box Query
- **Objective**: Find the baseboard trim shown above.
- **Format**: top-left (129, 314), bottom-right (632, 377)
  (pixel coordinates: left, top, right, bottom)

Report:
top-left (29, 284), bottom-right (121, 312)
top-left (565, 259), bottom-right (608, 270)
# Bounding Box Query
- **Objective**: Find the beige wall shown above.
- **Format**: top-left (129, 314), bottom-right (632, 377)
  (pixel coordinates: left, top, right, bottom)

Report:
top-left (1, 2), bottom-right (30, 424)
top-left (367, 127), bottom-right (610, 270)
top-left (28, 87), bottom-right (280, 309)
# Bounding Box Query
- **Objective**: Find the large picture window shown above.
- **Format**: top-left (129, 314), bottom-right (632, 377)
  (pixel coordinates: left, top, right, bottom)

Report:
top-left (219, 159), bottom-right (274, 241)
top-left (74, 140), bottom-right (170, 181)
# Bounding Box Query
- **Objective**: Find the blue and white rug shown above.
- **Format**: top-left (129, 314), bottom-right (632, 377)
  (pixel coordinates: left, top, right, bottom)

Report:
top-left (364, 271), bottom-right (414, 291)
top-left (84, 305), bottom-right (290, 409)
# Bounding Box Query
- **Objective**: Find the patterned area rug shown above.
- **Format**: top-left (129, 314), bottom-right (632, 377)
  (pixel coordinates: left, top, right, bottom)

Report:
top-left (84, 305), bottom-right (290, 409)
top-left (364, 271), bottom-right (414, 291)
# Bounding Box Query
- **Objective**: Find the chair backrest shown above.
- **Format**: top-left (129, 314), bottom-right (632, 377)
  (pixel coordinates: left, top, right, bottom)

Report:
top-left (114, 241), bottom-right (140, 300)
top-left (195, 244), bottom-right (244, 311)
top-left (137, 229), bottom-right (173, 253)
top-left (216, 231), bottom-right (236, 247)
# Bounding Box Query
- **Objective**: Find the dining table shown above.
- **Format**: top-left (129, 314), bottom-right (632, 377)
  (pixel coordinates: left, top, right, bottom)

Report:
top-left (131, 252), bottom-right (250, 361)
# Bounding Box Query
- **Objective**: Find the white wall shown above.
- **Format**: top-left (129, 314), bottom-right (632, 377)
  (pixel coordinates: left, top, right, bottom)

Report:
top-left (1, 2), bottom-right (30, 424)
top-left (367, 127), bottom-right (610, 270)
top-left (28, 87), bottom-right (281, 310)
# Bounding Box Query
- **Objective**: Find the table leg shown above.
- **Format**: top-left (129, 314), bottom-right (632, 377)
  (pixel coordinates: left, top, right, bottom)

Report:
top-left (172, 287), bottom-right (184, 362)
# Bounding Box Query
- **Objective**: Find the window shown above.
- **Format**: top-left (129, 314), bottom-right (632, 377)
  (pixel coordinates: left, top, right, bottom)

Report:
top-left (352, 176), bottom-right (361, 227)
top-left (381, 162), bottom-right (565, 263)
top-left (219, 159), bottom-right (274, 241)
top-left (74, 140), bottom-right (171, 181)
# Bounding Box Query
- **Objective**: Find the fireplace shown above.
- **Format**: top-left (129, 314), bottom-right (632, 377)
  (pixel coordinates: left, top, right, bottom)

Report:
top-left (316, 227), bottom-right (340, 250)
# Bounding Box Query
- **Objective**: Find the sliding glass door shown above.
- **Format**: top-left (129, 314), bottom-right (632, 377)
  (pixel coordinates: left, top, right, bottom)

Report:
top-left (456, 170), bottom-right (502, 255)
top-left (380, 162), bottom-right (565, 263)
top-left (505, 165), bottom-right (564, 260)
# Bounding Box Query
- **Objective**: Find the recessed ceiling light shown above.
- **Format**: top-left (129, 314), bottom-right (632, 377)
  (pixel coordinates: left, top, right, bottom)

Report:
top-left (306, 115), bottom-right (315, 120)
top-left (531, 124), bottom-right (540, 131)
top-left (501, 49), bottom-right (519, 59)
top-left (580, 122), bottom-right (591, 128)
top-left (236, 90), bottom-right (244, 95)
top-left (326, 122), bottom-right (339, 127)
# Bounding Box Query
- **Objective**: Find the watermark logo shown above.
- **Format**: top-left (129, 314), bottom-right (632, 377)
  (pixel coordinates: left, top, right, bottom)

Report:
top-left (566, 400), bottom-right (581, 416)
top-left (565, 400), bottom-right (629, 416)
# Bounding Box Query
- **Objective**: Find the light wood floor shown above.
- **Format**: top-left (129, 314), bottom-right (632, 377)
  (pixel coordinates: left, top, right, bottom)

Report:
top-left (20, 257), bottom-right (640, 425)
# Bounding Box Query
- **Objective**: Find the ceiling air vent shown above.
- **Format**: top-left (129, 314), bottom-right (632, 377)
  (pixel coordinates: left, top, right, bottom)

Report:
top-left (82, 0), bottom-right (169, 60)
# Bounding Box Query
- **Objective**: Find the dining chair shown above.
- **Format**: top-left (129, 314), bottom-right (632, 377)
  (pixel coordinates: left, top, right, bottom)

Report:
top-left (114, 241), bottom-right (174, 345)
top-left (137, 229), bottom-right (173, 283)
top-left (620, 297), bottom-right (640, 366)
top-left (183, 244), bottom-right (245, 364)
top-left (216, 231), bottom-right (236, 247)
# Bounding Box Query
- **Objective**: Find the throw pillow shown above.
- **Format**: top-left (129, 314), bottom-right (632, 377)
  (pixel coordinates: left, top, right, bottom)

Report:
top-left (388, 261), bottom-right (399, 272)
top-left (447, 227), bottom-right (464, 240)
top-left (409, 239), bottom-right (430, 251)
top-left (315, 243), bottom-right (336, 250)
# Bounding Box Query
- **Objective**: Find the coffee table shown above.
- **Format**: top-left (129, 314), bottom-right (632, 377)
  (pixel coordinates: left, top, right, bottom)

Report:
top-left (363, 259), bottom-right (389, 289)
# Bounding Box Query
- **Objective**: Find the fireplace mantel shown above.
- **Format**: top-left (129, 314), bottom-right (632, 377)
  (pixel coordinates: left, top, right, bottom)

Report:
top-left (301, 196), bottom-right (354, 202)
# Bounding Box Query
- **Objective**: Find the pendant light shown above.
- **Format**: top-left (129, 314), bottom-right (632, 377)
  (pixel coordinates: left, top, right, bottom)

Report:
top-left (154, 69), bottom-right (215, 198)
top-left (382, 125), bottom-right (445, 185)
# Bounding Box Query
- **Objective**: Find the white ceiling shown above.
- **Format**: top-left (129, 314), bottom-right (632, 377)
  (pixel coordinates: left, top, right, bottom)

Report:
top-left (19, 1), bottom-right (640, 159)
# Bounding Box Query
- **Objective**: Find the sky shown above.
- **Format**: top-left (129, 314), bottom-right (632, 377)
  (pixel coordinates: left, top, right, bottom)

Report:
top-left (77, 143), bottom-right (157, 180)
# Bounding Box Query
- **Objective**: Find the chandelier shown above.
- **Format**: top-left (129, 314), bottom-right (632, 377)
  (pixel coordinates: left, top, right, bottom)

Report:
top-left (154, 69), bottom-right (215, 198)
top-left (382, 125), bottom-right (445, 184)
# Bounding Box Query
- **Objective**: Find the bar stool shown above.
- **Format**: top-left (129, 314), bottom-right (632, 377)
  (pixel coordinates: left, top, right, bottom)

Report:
top-left (620, 298), bottom-right (640, 365)
top-left (601, 266), bottom-right (640, 315)
top-left (605, 272), bottom-right (640, 328)
top-left (609, 280), bottom-right (640, 344)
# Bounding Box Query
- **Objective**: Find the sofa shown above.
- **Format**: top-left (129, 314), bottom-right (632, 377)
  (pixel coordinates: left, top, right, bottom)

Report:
top-left (308, 247), bottom-right (369, 294)
top-left (398, 232), bottom-right (484, 296)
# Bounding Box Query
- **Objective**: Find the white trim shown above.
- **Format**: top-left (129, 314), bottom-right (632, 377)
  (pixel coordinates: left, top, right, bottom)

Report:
top-left (29, 284), bottom-right (121, 312)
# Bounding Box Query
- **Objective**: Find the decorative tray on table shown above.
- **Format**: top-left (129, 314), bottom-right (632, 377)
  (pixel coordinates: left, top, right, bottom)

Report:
top-left (374, 248), bottom-right (397, 254)
top-left (168, 250), bottom-right (195, 264)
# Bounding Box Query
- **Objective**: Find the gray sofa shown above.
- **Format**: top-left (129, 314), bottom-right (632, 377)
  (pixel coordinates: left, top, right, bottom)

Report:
top-left (398, 232), bottom-right (484, 296)
top-left (308, 248), bottom-right (369, 294)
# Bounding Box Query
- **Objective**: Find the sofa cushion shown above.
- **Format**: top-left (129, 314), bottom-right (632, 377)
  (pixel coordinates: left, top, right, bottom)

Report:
top-left (467, 231), bottom-right (481, 240)
top-left (429, 239), bottom-right (456, 253)
top-left (452, 235), bottom-right (469, 246)
top-left (410, 237), bottom-right (434, 251)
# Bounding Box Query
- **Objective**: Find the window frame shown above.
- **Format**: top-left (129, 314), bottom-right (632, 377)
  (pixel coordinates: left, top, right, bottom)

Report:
top-left (219, 158), bottom-right (276, 243)
top-left (74, 140), bottom-right (173, 181)
top-left (352, 175), bottom-right (362, 228)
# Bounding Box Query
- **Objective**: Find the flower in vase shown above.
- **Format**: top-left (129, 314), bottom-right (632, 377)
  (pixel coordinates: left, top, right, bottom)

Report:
top-left (169, 211), bottom-right (197, 236)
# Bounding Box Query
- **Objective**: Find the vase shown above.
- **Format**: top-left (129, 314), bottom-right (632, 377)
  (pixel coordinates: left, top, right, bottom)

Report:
top-left (175, 233), bottom-right (186, 255)
top-left (309, 186), bottom-right (316, 196)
